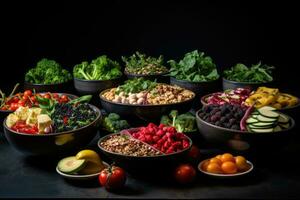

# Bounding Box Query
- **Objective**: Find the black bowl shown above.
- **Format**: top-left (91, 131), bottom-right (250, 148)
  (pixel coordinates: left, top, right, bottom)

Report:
top-left (222, 78), bottom-right (273, 91)
top-left (3, 104), bottom-right (101, 156)
top-left (170, 77), bottom-right (221, 110)
top-left (74, 77), bottom-right (123, 107)
top-left (24, 80), bottom-right (74, 93)
top-left (97, 130), bottom-right (192, 173)
top-left (195, 110), bottom-right (296, 154)
top-left (124, 71), bottom-right (169, 83)
top-left (99, 89), bottom-right (195, 123)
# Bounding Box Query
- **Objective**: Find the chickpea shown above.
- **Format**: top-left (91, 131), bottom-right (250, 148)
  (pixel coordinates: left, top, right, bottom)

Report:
top-left (137, 98), bottom-right (144, 104)
top-left (129, 98), bottom-right (136, 104)
top-left (137, 92), bottom-right (144, 98)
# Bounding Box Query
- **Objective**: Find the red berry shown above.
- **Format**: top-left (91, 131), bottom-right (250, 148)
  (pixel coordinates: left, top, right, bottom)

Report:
top-left (159, 124), bottom-right (165, 129)
top-left (156, 130), bottom-right (164, 137)
top-left (153, 136), bottom-right (160, 142)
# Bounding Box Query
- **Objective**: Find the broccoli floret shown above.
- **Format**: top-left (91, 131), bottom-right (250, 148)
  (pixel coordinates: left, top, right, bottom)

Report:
top-left (73, 55), bottom-right (122, 80)
top-left (25, 58), bottom-right (72, 84)
top-left (176, 113), bottom-right (197, 132)
top-left (169, 110), bottom-right (178, 126)
top-left (108, 113), bottom-right (120, 121)
top-left (160, 115), bottom-right (171, 126)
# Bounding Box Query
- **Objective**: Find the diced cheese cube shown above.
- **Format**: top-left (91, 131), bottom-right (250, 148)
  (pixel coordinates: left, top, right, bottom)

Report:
top-left (15, 106), bottom-right (29, 121)
top-left (6, 114), bottom-right (19, 128)
top-left (37, 114), bottom-right (52, 134)
top-left (26, 108), bottom-right (42, 126)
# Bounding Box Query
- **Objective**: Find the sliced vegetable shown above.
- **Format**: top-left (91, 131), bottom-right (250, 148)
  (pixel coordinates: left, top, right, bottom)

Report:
top-left (258, 108), bottom-right (279, 118)
top-left (57, 156), bottom-right (86, 174)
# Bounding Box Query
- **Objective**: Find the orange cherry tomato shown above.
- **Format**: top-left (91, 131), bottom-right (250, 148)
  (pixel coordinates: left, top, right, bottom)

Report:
top-left (221, 161), bottom-right (238, 174)
top-left (206, 163), bottom-right (222, 174)
top-left (215, 154), bottom-right (222, 160)
top-left (220, 153), bottom-right (235, 163)
top-left (201, 160), bottom-right (210, 171)
top-left (209, 157), bottom-right (222, 166)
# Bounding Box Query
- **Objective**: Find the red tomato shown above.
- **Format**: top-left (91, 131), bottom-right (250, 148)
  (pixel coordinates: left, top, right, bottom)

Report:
top-left (12, 96), bottom-right (20, 103)
top-left (174, 164), bottom-right (196, 184)
top-left (9, 103), bottom-right (19, 111)
top-left (18, 99), bottom-right (26, 107)
top-left (24, 90), bottom-right (33, 97)
top-left (99, 166), bottom-right (126, 190)
top-left (22, 95), bottom-right (29, 101)
top-left (52, 93), bottom-right (59, 98)
top-left (187, 145), bottom-right (201, 162)
top-left (43, 94), bottom-right (51, 99)
top-left (60, 95), bottom-right (69, 103)
top-left (30, 96), bottom-right (36, 102)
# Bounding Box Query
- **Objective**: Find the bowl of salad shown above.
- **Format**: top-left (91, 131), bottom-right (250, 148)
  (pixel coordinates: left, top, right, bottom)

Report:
top-left (98, 123), bottom-right (192, 173)
top-left (222, 62), bottom-right (274, 91)
top-left (168, 50), bottom-right (221, 109)
top-left (0, 84), bottom-right (77, 129)
top-left (99, 78), bottom-right (195, 122)
top-left (122, 51), bottom-right (169, 83)
top-left (24, 58), bottom-right (73, 93)
top-left (3, 95), bottom-right (101, 156)
top-left (73, 55), bottom-right (123, 96)
top-left (196, 104), bottom-right (295, 153)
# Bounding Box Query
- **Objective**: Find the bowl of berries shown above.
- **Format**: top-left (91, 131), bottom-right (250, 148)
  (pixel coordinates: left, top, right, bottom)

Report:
top-left (98, 123), bottom-right (192, 173)
top-left (196, 104), bottom-right (295, 153)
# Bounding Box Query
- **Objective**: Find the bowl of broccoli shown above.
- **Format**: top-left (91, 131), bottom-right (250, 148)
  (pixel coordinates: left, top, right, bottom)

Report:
top-left (100, 113), bottom-right (130, 136)
top-left (73, 55), bottom-right (123, 98)
top-left (24, 58), bottom-right (73, 93)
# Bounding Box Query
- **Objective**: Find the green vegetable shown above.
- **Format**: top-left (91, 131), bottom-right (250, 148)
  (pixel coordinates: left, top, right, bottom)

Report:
top-left (102, 113), bottom-right (130, 133)
top-left (25, 58), bottom-right (72, 84)
top-left (115, 78), bottom-right (157, 95)
top-left (168, 50), bottom-right (219, 82)
top-left (223, 62), bottom-right (274, 83)
top-left (122, 51), bottom-right (168, 75)
top-left (73, 55), bottom-right (122, 80)
top-left (160, 110), bottom-right (197, 133)
top-left (57, 156), bottom-right (87, 174)
top-left (68, 95), bottom-right (92, 105)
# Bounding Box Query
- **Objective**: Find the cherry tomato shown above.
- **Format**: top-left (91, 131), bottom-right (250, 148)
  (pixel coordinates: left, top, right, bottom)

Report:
top-left (201, 160), bottom-right (210, 171)
top-left (52, 93), bottom-right (59, 98)
top-left (209, 157), bottom-right (222, 166)
top-left (18, 99), bottom-right (26, 107)
top-left (99, 165), bottom-right (126, 190)
top-left (174, 164), bottom-right (196, 184)
top-left (30, 96), bottom-right (36, 103)
top-left (9, 103), bottom-right (19, 111)
top-left (43, 94), bottom-right (51, 99)
top-left (187, 145), bottom-right (201, 162)
top-left (60, 95), bottom-right (69, 103)
top-left (24, 90), bottom-right (33, 97)
top-left (220, 153), bottom-right (235, 163)
top-left (206, 163), bottom-right (222, 174)
top-left (22, 95), bottom-right (29, 101)
top-left (221, 161), bottom-right (238, 174)
top-left (12, 96), bottom-right (20, 103)
top-left (215, 154), bottom-right (222, 160)
top-left (235, 156), bottom-right (249, 171)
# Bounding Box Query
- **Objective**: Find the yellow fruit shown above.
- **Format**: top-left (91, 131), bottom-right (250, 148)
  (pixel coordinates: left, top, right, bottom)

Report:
top-left (76, 149), bottom-right (102, 164)
top-left (78, 162), bottom-right (106, 175)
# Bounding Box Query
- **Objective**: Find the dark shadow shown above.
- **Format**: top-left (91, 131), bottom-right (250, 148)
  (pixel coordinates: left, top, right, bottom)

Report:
top-left (64, 178), bottom-right (100, 188)
top-left (104, 185), bottom-right (145, 196)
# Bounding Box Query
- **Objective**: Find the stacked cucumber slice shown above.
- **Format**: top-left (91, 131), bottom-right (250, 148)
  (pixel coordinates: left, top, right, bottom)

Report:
top-left (246, 106), bottom-right (290, 133)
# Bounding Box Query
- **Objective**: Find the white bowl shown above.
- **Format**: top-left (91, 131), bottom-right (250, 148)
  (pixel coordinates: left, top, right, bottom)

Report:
top-left (56, 161), bottom-right (109, 181)
top-left (198, 159), bottom-right (254, 178)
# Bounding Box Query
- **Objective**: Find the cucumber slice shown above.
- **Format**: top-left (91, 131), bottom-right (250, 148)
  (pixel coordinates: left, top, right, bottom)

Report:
top-left (274, 126), bottom-right (282, 132)
top-left (257, 115), bottom-right (278, 122)
top-left (258, 106), bottom-right (277, 111)
top-left (252, 111), bottom-right (259, 115)
top-left (57, 156), bottom-right (86, 174)
top-left (279, 123), bottom-right (290, 129)
top-left (251, 114), bottom-right (259, 119)
top-left (248, 124), bottom-right (274, 129)
top-left (249, 127), bottom-right (274, 133)
top-left (251, 122), bottom-right (276, 127)
top-left (258, 108), bottom-right (279, 118)
top-left (246, 117), bottom-right (259, 124)
top-left (278, 113), bottom-right (290, 124)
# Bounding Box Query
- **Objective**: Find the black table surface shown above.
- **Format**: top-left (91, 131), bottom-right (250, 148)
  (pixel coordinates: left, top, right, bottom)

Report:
top-left (1, 128), bottom-right (300, 199)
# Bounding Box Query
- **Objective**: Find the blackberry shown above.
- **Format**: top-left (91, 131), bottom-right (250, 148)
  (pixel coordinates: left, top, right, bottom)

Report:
top-left (231, 124), bottom-right (240, 130)
top-left (215, 121), bottom-right (221, 127)
top-left (220, 117), bottom-right (226, 123)
top-left (229, 118), bottom-right (236, 125)
top-left (210, 115), bottom-right (218, 122)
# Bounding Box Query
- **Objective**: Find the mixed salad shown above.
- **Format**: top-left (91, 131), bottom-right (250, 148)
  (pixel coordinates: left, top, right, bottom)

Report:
top-left (122, 51), bottom-right (168, 75)
top-left (101, 78), bottom-right (195, 105)
top-left (6, 95), bottom-right (98, 134)
top-left (25, 58), bottom-right (72, 84)
top-left (73, 55), bottom-right (122, 80)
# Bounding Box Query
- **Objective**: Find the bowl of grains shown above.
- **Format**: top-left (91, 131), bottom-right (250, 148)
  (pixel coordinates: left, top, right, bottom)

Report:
top-left (97, 127), bottom-right (192, 172)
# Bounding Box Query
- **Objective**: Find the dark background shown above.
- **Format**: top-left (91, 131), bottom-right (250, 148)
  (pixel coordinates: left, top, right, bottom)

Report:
top-left (1, 0), bottom-right (299, 95)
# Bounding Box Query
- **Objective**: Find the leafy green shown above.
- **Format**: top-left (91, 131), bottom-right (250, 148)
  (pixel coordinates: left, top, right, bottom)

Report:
top-left (115, 78), bottom-right (157, 95)
top-left (223, 62), bottom-right (274, 83)
top-left (160, 110), bottom-right (197, 133)
top-left (122, 51), bottom-right (168, 75)
top-left (168, 50), bottom-right (219, 82)
top-left (25, 58), bottom-right (72, 84)
top-left (73, 55), bottom-right (122, 80)
top-left (101, 113), bottom-right (130, 133)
